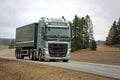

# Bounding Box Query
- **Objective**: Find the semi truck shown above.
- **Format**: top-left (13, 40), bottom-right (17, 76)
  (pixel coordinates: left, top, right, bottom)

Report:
top-left (15, 17), bottom-right (71, 62)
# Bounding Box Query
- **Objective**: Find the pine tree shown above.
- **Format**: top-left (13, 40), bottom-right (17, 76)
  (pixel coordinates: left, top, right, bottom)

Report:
top-left (71, 15), bottom-right (81, 51)
top-left (106, 18), bottom-right (120, 45)
top-left (111, 21), bottom-right (117, 44)
top-left (116, 18), bottom-right (120, 44)
top-left (91, 39), bottom-right (97, 50)
top-left (9, 40), bottom-right (15, 49)
top-left (70, 15), bottom-right (94, 51)
top-left (85, 15), bottom-right (94, 48)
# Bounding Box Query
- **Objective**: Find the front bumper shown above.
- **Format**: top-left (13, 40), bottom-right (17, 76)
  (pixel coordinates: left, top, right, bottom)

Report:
top-left (43, 49), bottom-right (71, 60)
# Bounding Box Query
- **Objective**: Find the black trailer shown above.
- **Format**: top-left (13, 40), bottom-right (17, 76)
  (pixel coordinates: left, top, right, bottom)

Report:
top-left (16, 23), bottom-right (39, 59)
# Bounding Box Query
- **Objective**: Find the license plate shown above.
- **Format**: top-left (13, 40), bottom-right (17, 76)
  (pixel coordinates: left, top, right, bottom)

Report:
top-left (56, 57), bottom-right (61, 59)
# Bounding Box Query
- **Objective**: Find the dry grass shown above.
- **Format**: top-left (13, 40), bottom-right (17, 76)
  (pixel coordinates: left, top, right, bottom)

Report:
top-left (71, 45), bottom-right (120, 65)
top-left (0, 46), bottom-right (119, 80)
top-left (0, 45), bottom-right (8, 50)
top-left (0, 58), bottom-right (114, 80)
top-left (97, 45), bottom-right (120, 51)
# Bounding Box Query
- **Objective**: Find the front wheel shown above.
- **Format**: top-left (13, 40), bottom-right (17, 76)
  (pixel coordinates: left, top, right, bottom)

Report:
top-left (63, 60), bottom-right (68, 62)
top-left (38, 53), bottom-right (42, 61)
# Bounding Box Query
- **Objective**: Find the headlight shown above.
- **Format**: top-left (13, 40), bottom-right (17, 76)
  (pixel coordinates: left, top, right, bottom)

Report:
top-left (69, 48), bottom-right (71, 51)
top-left (45, 50), bottom-right (49, 55)
top-left (44, 48), bottom-right (49, 55)
top-left (46, 23), bottom-right (48, 25)
top-left (67, 48), bottom-right (71, 55)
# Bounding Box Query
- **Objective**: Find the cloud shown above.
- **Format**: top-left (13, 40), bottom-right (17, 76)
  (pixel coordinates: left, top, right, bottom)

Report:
top-left (94, 34), bottom-right (107, 41)
top-left (0, 26), bottom-right (15, 38)
top-left (92, 17), bottom-right (111, 40)
top-left (0, 0), bottom-right (120, 40)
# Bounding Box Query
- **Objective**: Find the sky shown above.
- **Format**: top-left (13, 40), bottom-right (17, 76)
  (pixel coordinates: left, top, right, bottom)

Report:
top-left (0, 0), bottom-right (120, 40)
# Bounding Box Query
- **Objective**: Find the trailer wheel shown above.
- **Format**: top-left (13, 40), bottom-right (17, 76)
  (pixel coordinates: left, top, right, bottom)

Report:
top-left (19, 51), bottom-right (22, 59)
top-left (15, 49), bottom-right (18, 59)
top-left (29, 49), bottom-right (33, 60)
top-left (19, 48), bottom-right (24, 59)
top-left (18, 49), bottom-right (20, 59)
top-left (19, 53), bottom-right (24, 59)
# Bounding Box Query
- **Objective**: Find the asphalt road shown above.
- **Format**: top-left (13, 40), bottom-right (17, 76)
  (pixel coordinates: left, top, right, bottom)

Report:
top-left (0, 50), bottom-right (120, 79)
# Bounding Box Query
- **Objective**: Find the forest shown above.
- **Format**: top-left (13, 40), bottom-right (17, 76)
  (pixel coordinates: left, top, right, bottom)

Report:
top-left (69, 15), bottom-right (96, 51)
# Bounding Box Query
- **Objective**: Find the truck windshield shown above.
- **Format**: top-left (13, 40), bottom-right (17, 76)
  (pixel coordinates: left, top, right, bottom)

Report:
top-left (45, 27), bottom-right (70, 41)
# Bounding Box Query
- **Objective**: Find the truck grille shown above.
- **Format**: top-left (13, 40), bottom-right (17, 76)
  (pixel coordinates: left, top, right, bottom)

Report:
top-left (48, 43), bottom-right (67, 57)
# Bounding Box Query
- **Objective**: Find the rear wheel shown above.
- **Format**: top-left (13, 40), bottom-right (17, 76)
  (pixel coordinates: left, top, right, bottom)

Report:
top-left (19, 51), bottom-right (22, 59)
top-left (18, 50), bottom-right (20, 59)
top-left (15, 49), bottom-right (18, 59)
top-left (19, 48), bottom-right (24, 59)
top-left (21, 55), bottom-right (24, 59)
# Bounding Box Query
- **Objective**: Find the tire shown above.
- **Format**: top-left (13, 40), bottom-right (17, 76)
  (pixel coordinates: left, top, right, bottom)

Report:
top-left (29, 49), bottom-right (33, 60)
top-left (16, 48), bottom-right (21, 59)
top-left (19, 48), bottom-right (24, 59)
top-left (38, 50), bottom-right (44, 61)
top-left (38, 53), bottom-right (42, 61)
top-left (18, 50), bottom-right (20, 59)
top-left (21, 55), bottom-right (24, 59)
top-left (19, 51), bottom-right (22, 59)
top-left (45, 59), bottom-right (50, 62)
top-left (63, 60), bottom-right (68, 62)
top-left (17, 48), bottom-right (22, 59)
top-left (33, 50), bottom-right (36, 60)
top-left (15, 50), bottom-right (18, 59)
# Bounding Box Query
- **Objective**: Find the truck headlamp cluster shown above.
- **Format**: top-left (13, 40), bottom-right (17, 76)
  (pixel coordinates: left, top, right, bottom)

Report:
top-left (44, 48), bottom-right (49, 55)
top-left (66, 48), bottom-right (71, 55)
top-left (46, 23), bottom-right (48, 25)
top-left (45, 50), bottom-right (49, 55)
top-left (67, 23), bottom-right (70, 26)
